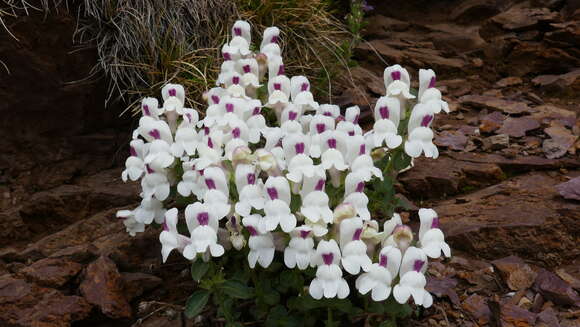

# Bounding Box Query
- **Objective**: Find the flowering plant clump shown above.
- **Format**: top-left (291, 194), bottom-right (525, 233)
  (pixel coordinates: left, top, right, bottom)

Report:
top-left (117, 20), bottom-right (451, 325)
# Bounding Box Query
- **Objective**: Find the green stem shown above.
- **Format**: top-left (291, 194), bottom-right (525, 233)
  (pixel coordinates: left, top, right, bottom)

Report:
top-left (327, 307), bottom-right (333, 326)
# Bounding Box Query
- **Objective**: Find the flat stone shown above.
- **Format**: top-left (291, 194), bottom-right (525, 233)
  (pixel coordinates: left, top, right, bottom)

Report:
top-left (543, 125), bottom-right (577, 159)
top-left (497, 117), bottom-right (541, 138)
top-left (426, 276), bottom-right (460, 305)
top-left (486, 134), bottom-right (510, 150)
top-left (556, 176), bottom-right (580, 201)
top-left (479, 111), bottom-right (506, 134)
top-left (500, 302), bottom-right (537, 326)
top-left (447, 152), bottom-right (580, 172)
top-left (19, 257), bottom-right (83, 288)
top-left (462, 294), bottom-right (492, 325)
top-left (532, 69), bottom-right (580, 95)
top-left (490, 6), bottom-right (559, 31)
top-left (459, 95), bottom-right (535, 115)
top-left (495, 76), bottom-right (523, 88)
top-left (531, 105), bottom-right (577, 128)
top-left (534, 268), bottom-right (580, 307)
top-left (491, 256), bottom-right (537, 291)
top-left (434, 130), bottom-right (468, 151)
top-left (79, 256), bottom-right (132, 319)
top-left (121, 272), bottom-right (162, 301)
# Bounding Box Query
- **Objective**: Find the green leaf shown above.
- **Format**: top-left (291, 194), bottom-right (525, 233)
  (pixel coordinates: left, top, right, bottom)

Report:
top-left (379, 320), bottom-right (397, 327)
top-left (184, 290), bottom-right (210, 318)
top-left (191, 260), bottom-right (210, 282)
top-left (221, 280), bottom-right (254, 299)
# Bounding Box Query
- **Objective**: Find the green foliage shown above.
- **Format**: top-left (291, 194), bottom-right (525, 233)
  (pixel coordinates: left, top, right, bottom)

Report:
top-left (185, 290), bottom-right (211, 318)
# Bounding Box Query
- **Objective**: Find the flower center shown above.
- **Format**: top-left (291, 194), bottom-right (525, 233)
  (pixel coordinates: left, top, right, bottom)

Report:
top-left (288, 111), bottom-right (297, 120)
top-left (299, 230), bottom-right (310, 238)
top-left (145, 164), bottom-right (154, 174)
top-left (431, 217), bottom-right (439, 229)
top-left (197, 212), bottom-right (209, 226)
top-left (316, 123), bottom-right (326, 134)
top-left (243, 65), bottom-right (251, 73)
top-left (295, 142), bottom-right (305, 154)
top-left (379, 255), bottom-right (388, 267)
top-left (252, 107), bottom-right (261, 115)
top-left (348, 131), bottom-right (355, 136)
top-left (355, 182), bottom-right (365, 193)
top-left (301, 83), bottom-right (308, 91)
top-left (185, 113), bottom-right (193, 122)
top-left (162, 221), bottom-right (169, 231)
top-left (352, 228), bottom-right (363, 241)
top-left (323, 111), bottom-right (332, 117)
top-left (277, 65), bottom-right (285, 76)
top-left (247, 173), bottom-right (256, 185)
top-left (223, 52), bottom-right (231, 61)
top-left (129, 146), bottom-right (138, 157)
top-left (359, 144), bottom-right (366, 155)
top-left (428, 76), bottom-right (436, 88)
top-left (246, 226), bottom-right (258, 236)
top-left (232, 127), bottom-right (241, 138)
top-left (322, 253), bottom-right (334, 265)
top-left (211, 95), bottom-right (220, 104)
top-left (420, 114), bottom-right (433, 127)
top-left (271, 35), bottom-right (278, 43)
top-left (204, 127), bottom-right (210, 135)
top-left (234, 27), bottom-right (242, 36)
top-left (267, 187), bottom-right (278, 200)
top-left (379, 106), bottom-right (389, 119)
top-left (274, 83), bottom-right (281, 91)
top-left (315, 179), bottom-right (325, 191)
top-left (391, 71), bottom-right (401, 81)
top-left (226, 103), bottom-right (234, 113)
top-left (205, 178), bottom-right (216, 189)
top-left (207, 137), bottom-right (214, 148)
top-left (327, 138), bottom-right (337, 149)
top-left (232, 76), bottom-right (240, 84)
top-left (143, 105), bottom-right (150, 116)
top-left (168, 89), bottom-right (176, 97)
top-left (413, 260), bottom-right (425, 272)
top-left (353, 114), bottom-right (359, 124)
top-left (148, 129), bottom-right (161, 140)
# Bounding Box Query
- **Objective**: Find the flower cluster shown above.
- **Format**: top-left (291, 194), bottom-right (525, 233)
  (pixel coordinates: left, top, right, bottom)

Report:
top-left (117, 20), bottom-right (451, 307)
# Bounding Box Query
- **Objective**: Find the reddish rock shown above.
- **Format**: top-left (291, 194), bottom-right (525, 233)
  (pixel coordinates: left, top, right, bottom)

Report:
top-left (79, 256), bottom-right (132, 319)
top-left (426, 276), bottom-right (460, 305)
top-left (434, 130), bottom-right (468, 151)
top-left (479, 111), bottom-right (506, 134)
top-left (556, 177), bottom-right (580, 201)
top-left (534, 269), bottom-right (580, 307)
top-left (497, 117), bottom-right (540, 138)
top-left (447, 152), bottom-right (580, 172)
top-left (462, 294), bottom-right (492, 325)
top-left (20, 257), bottom-right (83, 288)
top-left (459, 95), bottom-right (535, 115)
top-left (495, 76), bottom-right (523, 88)
top-left (500, 302), bottom-right (537, 326)
top-left (121, 272), bottom-right (162, 301)
top-left (537, 308), bottom-right (561, 327)
top-left (491, 256), bottom-right (537, 291)
top-left (0, 275), bottom-right (92, 327)
top-left (531, 105), bottom-right (577, 128)
top-left (543, 125), bottom-right (577, 159)
top-left (532, 69), bottom-right (580, 95)
top-left (490, 6), bottom-right (559, 31)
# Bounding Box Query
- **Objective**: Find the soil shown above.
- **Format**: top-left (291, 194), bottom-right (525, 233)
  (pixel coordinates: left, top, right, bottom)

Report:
top-left (0, 0), bottom-right (578, 326)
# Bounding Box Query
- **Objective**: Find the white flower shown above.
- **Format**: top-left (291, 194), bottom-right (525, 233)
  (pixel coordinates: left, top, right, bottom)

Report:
top-left (261, 176), bottom-right (296, 232)
top-left (383, 213), bottom-right (403, 237)
top-left (266, 75), bottom-right (290, 111)
top-left (418, 69), bottom-right (449, 114)
top-left (159, 208), bottom-right (191, 262)
top-left (243, 214), bottom-right (276, 268)
top-left (202, 189), bottom-right (231, 220)
top-left (290, 76), bottom-right (310, 100)
top-left (177, 169), bottom-right (202, 198)
top-left (404, 103), bottom-right (439, 159)
top-left (284, 225), bottom-right (316, 270)
top-left (340, 217), bottom-right (372, 274)
top-left (393, 246), bottom-right (433, 308)
top-left (134, 197), bottom-right (166, 224)
top-left (372, 96), bottom-right (402, 149)
top-left (317, 104), bottom-right (340, 118)
top-left (144, 140), bottom-right (174, 171)
top-left (350, 155), bottom-right (383, 181)
top-left (294, 91), bottom-right (319, 112)
top-left (232, 20), bottom-right (252, 44)
top-left (122, 139), bottom-right (148, 182)
top-left (267, 55), bottom-right (285, 80)
top-left (141, 168), bottom-right (170, 201)
top-left (117, 209), bottom-right (145, 237)
top-left (300, 191), bottom-right (333, 225)
top-left (138, 116), bottom-right (173, 144)
top-left (286, 154), bottom-right (320, 184)
top-left (384, 65), bottom-right (414, 100)
top-left (201, 166), bottom-right (229, 197)
top-left (260, 26), bottom-right (280, 51)
top-left (234, 164), bottom-right (265, 216)
top-left (162, 83), bottom-right (186, 104)
top-left (171, 118), bottom-right (200, 157)
top-left (320, 131), bottom-right (348, 171)
top-left (222, 36), bottom-right (251, 61)
top-left (344, 171), bottom-right (367, 197)
top-left (355, 246), bottom-right (402, 301)
top-left (183, 202), bottom-right (225, 260)
top-left (343, 191), bottom-right (370, 221)
top-left (418, 208), bottom-right (450, 258)
top-left (141, 97), bottom-right (160, 118)
top-left (309, 240), bottom-right (349, 299)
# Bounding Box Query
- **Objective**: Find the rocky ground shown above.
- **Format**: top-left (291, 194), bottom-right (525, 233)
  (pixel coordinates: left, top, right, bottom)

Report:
top-left (0, 0), bottom-right (579, 326)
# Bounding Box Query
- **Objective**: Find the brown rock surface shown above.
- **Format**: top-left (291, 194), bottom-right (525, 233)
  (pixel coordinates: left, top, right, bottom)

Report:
top-left (19, 257), bottom-right (83, 288)
top-left (459, 95), bottom-right (535, 115)
top-left (491, 256), bottom-right (537, 291)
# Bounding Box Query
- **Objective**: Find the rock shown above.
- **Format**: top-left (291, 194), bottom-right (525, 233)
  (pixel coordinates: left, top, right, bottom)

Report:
top-left (491, 256), bottom-right (537, 291)
top-left (543, 125), bottom-right (577, 159)
top-left (399, 156), bottom-right (505, 199)
top-left (497, 117), bottom-right (540, 138)
top-left (450, 0), bottom-right (503, 24)
top-left (490, 6), bottom-right (559, 31)
top-left (556, 177), bottom-right (580, 201)
top-left (532, 69), bottom-right (580, 95)
top-left (344, 66), bottom-right (386, 96)
top-left (19, 257), bottom-right (83, 288)
top-left (486, 134), bottom-right (510, 150)
top-left (0, 275), bottom-right (92, 327)
top-left (447, 152), bottom-right (580, 172)
top-left (426, 276), bottom-right (460, 305)
top-left (434, 130), bottom-right (468, 151)
top-left (479, 111), bottom-right (506, 134)
top-left (537, 308), bottom-right (561, 327)
top-left (531, 105), bottom-right (577, 128)
top-left (121, 272), bottom-right (163, 301)
top-left (506, 41), bottom-right (580, 76)
top-left (545, 21), bottom-right (580, 48)
top-left (534, 268), bottom-right (580, 307)
top-left (500, 302), bottom-right (537, 326)
top-left (0, 208), bottom-right (29, 248)
top-left (462, 294), bottom-right (492, 325)
top-left (459, 95), bottom-right (534, 115)
top-left (49, 243), bottom-right (99, 263)
top-left (495, 76), bottom-right (523, 88)
top-left (79, 256), bottom-right (132, 319)
top-left (437, 172), bottom-right (580, 265)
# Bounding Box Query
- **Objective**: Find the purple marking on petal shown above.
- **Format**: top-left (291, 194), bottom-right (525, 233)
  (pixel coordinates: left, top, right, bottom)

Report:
top-left (352, 228), bottom-right (363, 241)
top-left (379, 255), bottom-right (388, 267)
top-left (205, 178), bottom-right (216, 189)
top-left (169, 89), bottom-right (176, 97)
top-left (355, 182), bottom-right (365, 193)
top-left (148, 129), bottom-right (161, 140)
top-left (413, 259), bottom-right (425, 272)
top-left (232, 76), bottom-right (240, 84)
top-left (232, 127), bottom-right (241, 138)
top-left (211, 95), bottom-right (220, 104)
top-left (315, 179), bottom-right (325, 191)
top-left (353, 114), bottom-right (360, 124)
top-left (247, 173), bottom-right (256, 185)
top-left (276, 139), bottom-right (283, 147)
top-left (420, 114), bottom-right (433, 127)
top-left (271, 35), bottom-right (278, 43)
top-left (146, 164), bottom-right (154, 174)
top-left (391, 71), bottom-right (401, 81)
top-left (359, 144), bottom-right (366, 155)
top-left (162, 222), bottom-right (169, 231)
top-left (197, 212), bottom-right (209, 226)
top-left (246, 225), bottom-right (258, 236)
top-left (243, 65), bottom-right (251, 73)
top-left (300, 230), bottom-right (310, 238)
top-left (223, 52), bottom-right (231, 61)
top-left (274, 83), bottom-right (281, 91)
top-left (252, 107), bottom-right (261, 115)
top-left (288, 111), bottom-right (297, 121)
top-left (129, 146), bottom-right (138, 157)
top-left (142, 105), bottom-right (150, 116)
top-left (199, 169), bottom-right (205, 176)
top-left (336, 115), bottom-right (345, 123)
top-left (295, 142), bottom-right (305, 154)
top-left (226, 103), bottom-right (234, 113)
top-left (316, 123), bottom-right (326, 134)
top-left (327, 138), bottom-right (337, 149)
top-left (186, 113), bottom-right (193, 122)
top-left (323, 111), bottom-right (332, 117)
top-left (231, 216), bottom-right (237, 227)
top-left (234, 27), bottom-right (242, 36)
top-left (348, 131), bottom-right (355, 136)
top-left (277, 65), bottom-right (285, 76)
top-left (301, 83), bottom-right (309, 91)
top-left (204, 127), bottom-right (210, 135)
top-left (322, 253), bottom-right (334, 265)
top-left (428, 76), bottom-right (436, 88)
top-left (431, 217), bottom-right (439, 229)
top-left (267, 187), bottom-right (278, 200)
top-left (379, 106), bottom-right (389, 119)
top-left (207, 137), bottom-right (214, 148)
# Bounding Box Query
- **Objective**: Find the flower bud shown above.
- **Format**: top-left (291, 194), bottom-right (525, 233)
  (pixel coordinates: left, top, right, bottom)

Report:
top-left (232, 146), bottom-right (253, 167)
top-left (370, 147), bottom-right (387, 161)
top-left (255, 53), bottom-right (267, 64)
top-left (333, 203), bottom-right (356, 223)
top-left (230, 233), bottom-right (246, 250)
top-left (255, 149), bottom-right (278, 172)
top-left (392, 225), bottom-right (413, 252)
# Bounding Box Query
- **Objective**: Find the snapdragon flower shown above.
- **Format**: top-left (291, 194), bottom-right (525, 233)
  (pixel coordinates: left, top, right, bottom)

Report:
top-left (309, 240), bottom-right (350, 299)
